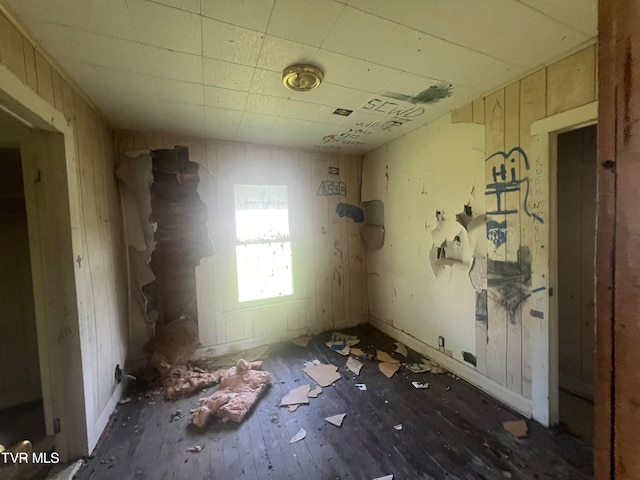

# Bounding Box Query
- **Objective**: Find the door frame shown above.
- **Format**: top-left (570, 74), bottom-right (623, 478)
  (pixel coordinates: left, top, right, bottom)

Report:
top-left (529, 101), bottom-right (598, 426)
top-left (0, 63), bottom-right (89, 459)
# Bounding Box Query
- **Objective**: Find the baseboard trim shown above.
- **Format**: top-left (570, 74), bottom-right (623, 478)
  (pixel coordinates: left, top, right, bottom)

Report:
top-left (369, 315), bottom-right (533, 418)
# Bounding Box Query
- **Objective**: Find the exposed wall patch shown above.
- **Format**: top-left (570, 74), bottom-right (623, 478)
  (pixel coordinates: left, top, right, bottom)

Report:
top-left (462, 352), bottom-right (477, 366)
top-left (530, 309), bottom-right (544, 319)
top-left (336, 203), bottom-right (364, 223)
top-left (382, 84), bottom-right (454, 105)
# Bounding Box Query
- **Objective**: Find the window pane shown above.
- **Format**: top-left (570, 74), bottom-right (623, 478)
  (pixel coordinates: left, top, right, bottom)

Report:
top-left (236, 242), bottom-right (293, 302)
top-left (234, 184), bottom-right (289, 241)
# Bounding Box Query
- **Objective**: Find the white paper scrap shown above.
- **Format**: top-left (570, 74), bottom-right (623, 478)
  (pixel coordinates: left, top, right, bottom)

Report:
top-left (289, 428), bottom-right (306, 444)
top-left (325, 413), bottom-right (346, 427)
top-left (412, 381), bottom-right (430, 389)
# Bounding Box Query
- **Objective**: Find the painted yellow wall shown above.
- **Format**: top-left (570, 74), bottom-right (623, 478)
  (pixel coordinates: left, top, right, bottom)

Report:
top-left (363, 44), bottom-right (597, 413)
top-left (0, 9), bottom-right (128, 455)
top-left (115, 132), bottom-right (368, 359)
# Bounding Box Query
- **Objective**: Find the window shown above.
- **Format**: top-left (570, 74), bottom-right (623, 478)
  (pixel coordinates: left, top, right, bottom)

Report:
top-left (233, 184), bottom-right (293, 302)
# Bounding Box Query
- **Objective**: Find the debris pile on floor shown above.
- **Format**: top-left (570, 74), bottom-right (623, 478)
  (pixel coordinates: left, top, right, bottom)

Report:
top-left (142, 316), bottom-right (225, 400)
top-left (404, 357), bottom-right (446, 374)
top-left (192, 359), bottom-right (271, 426)
top-left (325, 332), bottom-right (360, 356)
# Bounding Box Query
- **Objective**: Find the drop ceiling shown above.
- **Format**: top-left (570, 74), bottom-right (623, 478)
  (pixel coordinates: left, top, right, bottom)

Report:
top-left (3, 0), bottom-right (596, 154)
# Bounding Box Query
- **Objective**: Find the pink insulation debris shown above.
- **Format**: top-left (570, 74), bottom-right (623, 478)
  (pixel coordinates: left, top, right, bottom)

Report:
top-left (192, 359), bottom-right (271, 426)
top-left (163, 366), bottom-right (224, 400)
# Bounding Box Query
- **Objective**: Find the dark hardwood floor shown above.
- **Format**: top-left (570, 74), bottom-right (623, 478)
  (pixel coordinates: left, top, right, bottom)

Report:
top-left (76, 324), bottom-right (593, 480)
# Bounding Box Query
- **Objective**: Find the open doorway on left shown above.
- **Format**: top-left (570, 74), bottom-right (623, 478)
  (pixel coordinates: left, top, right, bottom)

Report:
top-left (0, 112), bottom-right (53, 477)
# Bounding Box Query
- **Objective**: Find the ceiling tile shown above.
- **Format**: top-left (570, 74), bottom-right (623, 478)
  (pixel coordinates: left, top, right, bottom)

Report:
top-left (154, 77), bottom-right (204, 105)
top-left (241, 112), bottom-right (277, 128)
top-left (236, 126), bottom-right (277, 145)
top-left (311, 49), bottom-right (401, 93)
top-left (201, 0), bottom-right (274, 32)
top-left (3, 1), bottom-right (60, 22)
top-left (312, 105), bottom-right (353, 125)
top-left (202, 17), bottom-right (264, 65)
top-left (321, 7), bottom-right (420, 71)
top-left (267, 0), bottom-right (345, 47)
top-left (27, 20), bottom-right (149, 74)
top-left (42, 0), bottom-right (138, 40)
top-left (126, 0), bottom-right (202, 54)
top-left (205, 106), bottom-right (243, 125)
top-left (163, 102), bottom-right (205, 122)
top-left (147, 0), bottom-right (200, 14)
top-left (257, 35), bottom-right (319, 72)
top-left (203, 58), bottom-right (255, 90)
top-left (204, 121), bottom-right (239, 141)
top-left (273, 117), bottom-right (311, 132)
top-left (71, 63), bottom-right (156, 98)
top-left (249, 69), bottom-right (292, 98)
top-left (280, 100), bottom-right (322, 121)
top-left (206, 125), bottom-right (239, 141)
top-left (244, 93), bottom-right (288, 115)
top-left (143, 45), bottom-right (203, 83)
top-left (204, 86), bottom-right (248, 110)
top-left (295, 82), bottom-right (372, 110)
top-left (511, 0), bottom-right (596, 37)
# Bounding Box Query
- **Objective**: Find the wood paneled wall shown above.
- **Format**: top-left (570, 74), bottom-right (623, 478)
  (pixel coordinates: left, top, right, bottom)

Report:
top-left (452, 44), bottom-right (597, 400)
top-left (115, 132), bottom-right (368, 358)
top-left (0, 9), bottom-right (128, 456)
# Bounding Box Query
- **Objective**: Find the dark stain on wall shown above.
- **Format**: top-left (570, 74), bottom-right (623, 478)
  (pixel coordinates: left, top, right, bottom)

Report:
top-left (462, 351), bottom-right (477, 366)
top-left (336, 203), bottom-right (364, 223)
top-left (487, 246), bottom-right (532, 323)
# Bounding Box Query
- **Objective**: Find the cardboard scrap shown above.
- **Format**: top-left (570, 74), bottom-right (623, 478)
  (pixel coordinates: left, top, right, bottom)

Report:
top-left (292, 335), bottom-right (312, 347)
top-left (379, 362), bottom-right (400, 378)
top-left (355, 383), bottom-right (367, 391)
top-left (289, 428), bottom-right (306, 443)
top-left (303, 363), bottom-right (341, 387)
top-left (393, 424), bottom-right (403, 430)
top-left (346, 357), bottom-right (363, 375)
top-left (503, 420), bottom-right (528, 438)
top-left (412, 381), bottom-right (430, 389)
top-left (393, 342), bottom-right (408, 357)
top-left (376, 350), bottom-right (400, 364)
top-left (325, 413), bottom-right (346, 427)
top-left (308, 386), bottom-right (323, 398)
top-left (280, 384), bottom-right (311, 406)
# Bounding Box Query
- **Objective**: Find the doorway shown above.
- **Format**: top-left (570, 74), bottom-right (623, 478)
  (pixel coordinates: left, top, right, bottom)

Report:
top-left (556, 124), bottom-right (597, 442)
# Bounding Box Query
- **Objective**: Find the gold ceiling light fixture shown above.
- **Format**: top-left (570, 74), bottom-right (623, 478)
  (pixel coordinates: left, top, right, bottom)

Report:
top-left (282, 64), bottom-right (324, 92)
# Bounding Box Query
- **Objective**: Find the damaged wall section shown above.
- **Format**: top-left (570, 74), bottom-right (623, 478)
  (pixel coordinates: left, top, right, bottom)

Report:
top-left (116, 133), bottom-right (368, 360)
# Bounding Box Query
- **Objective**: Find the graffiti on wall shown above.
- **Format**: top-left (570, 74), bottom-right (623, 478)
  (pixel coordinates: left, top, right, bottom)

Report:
top-left (317, 179), bottom-right (347, 196)
top-left (485, 146), bottom-right (544, 224)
